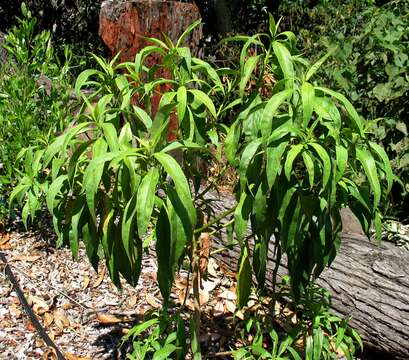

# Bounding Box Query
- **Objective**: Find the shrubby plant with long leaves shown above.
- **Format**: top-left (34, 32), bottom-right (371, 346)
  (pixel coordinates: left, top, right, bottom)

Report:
top-left (12, 16), bottom-right (392, 358)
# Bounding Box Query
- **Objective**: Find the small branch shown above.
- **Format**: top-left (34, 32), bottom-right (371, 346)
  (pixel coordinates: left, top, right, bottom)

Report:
top-left (194, 206), bottom-right (236, 235)
top-left (209, 219), bottom-right (235, 236)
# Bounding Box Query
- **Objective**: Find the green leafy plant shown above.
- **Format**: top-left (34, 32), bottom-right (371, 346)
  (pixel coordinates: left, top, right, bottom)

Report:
top-left (0, 3), bottom-right (74, 226)
top-left (233, 281), bottom-right (362, 360)
top-left (12, 15), bottom-right (391, 358)
top-left (122, 311), bottom-right (186, 360)
top-left (279, 0), bottom-right (409, 223)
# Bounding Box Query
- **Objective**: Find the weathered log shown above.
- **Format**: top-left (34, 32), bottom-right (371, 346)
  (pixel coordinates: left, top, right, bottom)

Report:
top-left (205, 192), bottom-right (409, 359)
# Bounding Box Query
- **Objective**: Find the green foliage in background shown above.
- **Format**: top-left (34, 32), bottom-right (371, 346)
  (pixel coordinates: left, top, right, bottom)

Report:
top-left (0, 4), bottom-right (74, 225)
top-left (0, 0), bottom-right (104, 61)
top-left (279, 0), bottom-right (409, 222)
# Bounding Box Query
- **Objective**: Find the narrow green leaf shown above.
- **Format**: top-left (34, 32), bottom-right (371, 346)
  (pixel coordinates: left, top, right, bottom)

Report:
top-left (136, 168), bottom-right (160, 236)
top-left (284, 144), bottom-right (303, 180)
top-left (308, 143), bottom-right (331, 189)
top-left (237, 246), bottom-right (252, 308)
top-left (102, 123), bottom-right (119, 151)
top-left (177, 86), bottom-right (187, 122)
top-left (356, 148), bottom-right (381, 208)
top-left (176, 19), bottom-right (201, 47)
top-left (301, 82), bottom-right (315, 128)
top-left (302, 151), bottom-right (315, 188)
top-left (266, 142), bottom-right (287, 188)
top-left (273, 41), bottom-right (294, 88)
top-left (189, 89), bottom-right (217, 119)
top-left (335, 145), bottom-right (348, 182)
top-left (154, 152), bottom-right (196, 228)
top-left (133, 105), bottom-right (153, 130)
top-left (239, 139), bottom-right (262, 190)
top-left (46, 175), bottom-right (68, 214)
top-left (240, 55), bottom-right (260, 99)
top-left (75, 69), bottom-right (100, 96)
top-left (225, 121), bottom-right (241, 166)
top-left (315, 86), bottom-right (364, 136)
top-left (261, 89), bottom-right (293, 138)
top-left (306, 47), bottom-right (336, 81)
top-left (369, 141), bottom-right (393, 193)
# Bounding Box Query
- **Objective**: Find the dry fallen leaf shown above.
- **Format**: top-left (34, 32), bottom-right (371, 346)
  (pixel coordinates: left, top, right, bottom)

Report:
top-left (199, 232), bottom-right (211, 280)
top-left (0, 233), bottom-right (11, 245)
top-left (207, 258), bottom-right (219, 278)
top-left (127, 295), bottom-right (138, 307)
top-left (202, 279), bottom-right (218, 293)
top-left (224, 300), bottom-right (236, 314)
top-left (199, 289), bottom-right (210, 305)
top-left (213, 301), bottom-right (224, 316)
top-left (10, 254), bottom-right (41, 262)
top-left (9, 303), bottom-right (22, 318)
top-left (53, 309), bottom-right (70, 331)
top-left (145, 293), bottom-right (161, 309)
top-left (43, 312), bottom-right (54, 327)
top-left (185, 299), bottom-right (195, 311)
top-left (25, 321), bottom-right (36, 332)
top-left (236, 310), bottom-right (245, 320)
top-left (42, 348), bottom-right (57, 360)
top-left (219, 290), bottom-right (236, 301)
top-left (28, 295), bottom-right (51, 315)
top-left (93, 266), bottom-right (106, 288)
top-left (65, 352), bottom-right (91, 360)
top-left (96, 313), bottom-right (124, 325)
top-left (175, 276), bottom-right (188, 290)
top-left (82, 276), bottom-right (90, 290)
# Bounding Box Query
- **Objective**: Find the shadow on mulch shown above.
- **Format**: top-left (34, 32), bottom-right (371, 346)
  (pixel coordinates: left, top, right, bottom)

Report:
top-left (93, 315), bottom-right (146, 359)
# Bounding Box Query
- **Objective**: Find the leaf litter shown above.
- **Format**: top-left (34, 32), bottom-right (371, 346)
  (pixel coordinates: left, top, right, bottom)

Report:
top-left (0, 230), bottom-right (293, 359)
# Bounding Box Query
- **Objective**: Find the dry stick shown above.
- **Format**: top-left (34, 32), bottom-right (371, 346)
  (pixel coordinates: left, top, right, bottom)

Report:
top-left (191, 233), bottom-right (202, 358)
top-left (0, 252), bottom-right (66, 360)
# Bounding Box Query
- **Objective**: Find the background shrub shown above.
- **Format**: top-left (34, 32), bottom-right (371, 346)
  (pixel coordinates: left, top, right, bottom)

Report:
top-left (0, 0), bottom-right (104, 60)
top-left (0, 4), bottom-right (75, 226)
top-left (279, 0), bottom-right (409, 222)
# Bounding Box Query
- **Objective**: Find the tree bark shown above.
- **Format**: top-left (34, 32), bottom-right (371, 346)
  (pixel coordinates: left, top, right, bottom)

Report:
top-left (205, 191), bottom-right (409, 359)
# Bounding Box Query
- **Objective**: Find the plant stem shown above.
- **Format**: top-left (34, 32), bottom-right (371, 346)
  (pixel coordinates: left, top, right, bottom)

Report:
top-left (191, 233), bottom-right (202, 359)
top-left (194, 206), bottom-right (236, 235)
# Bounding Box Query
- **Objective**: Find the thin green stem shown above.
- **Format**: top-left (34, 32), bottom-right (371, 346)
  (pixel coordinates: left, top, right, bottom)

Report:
top-left (194, 205), bottom-right (237, 235)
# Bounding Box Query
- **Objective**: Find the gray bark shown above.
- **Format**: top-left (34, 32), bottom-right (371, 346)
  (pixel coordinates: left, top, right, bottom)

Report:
top-left (204, 191), bottom-right (409, 359)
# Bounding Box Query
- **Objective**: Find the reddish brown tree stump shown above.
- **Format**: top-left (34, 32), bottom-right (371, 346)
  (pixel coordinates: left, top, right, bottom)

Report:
top-left (99, 0), bottom-right (202, 62)
top-left (99, 0), bottom-right (202, 139)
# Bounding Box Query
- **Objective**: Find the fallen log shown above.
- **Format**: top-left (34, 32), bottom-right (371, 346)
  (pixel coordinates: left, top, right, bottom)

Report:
top-left (205, 192), bottom-right (409, 359)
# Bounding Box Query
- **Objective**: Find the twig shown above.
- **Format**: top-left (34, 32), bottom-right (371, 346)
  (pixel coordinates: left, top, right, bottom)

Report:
top-left (207, 350), bottom-right (234, 357)
top-left (194, 206), bottom-right (236, 235)
top-left (0, 252), bottom-right (66, 360)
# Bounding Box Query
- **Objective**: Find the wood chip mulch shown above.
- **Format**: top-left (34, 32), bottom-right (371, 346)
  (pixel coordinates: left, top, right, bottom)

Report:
top-left (0, 230), bottom-right (248, 360)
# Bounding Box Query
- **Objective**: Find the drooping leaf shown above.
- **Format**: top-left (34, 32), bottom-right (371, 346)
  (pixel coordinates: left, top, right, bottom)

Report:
top-left (356, 148), bottom-right (381, 208)
top-left (240, 55), bottom-right (260, 99)
top-left (237, 246), bottom-right (252, 308)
